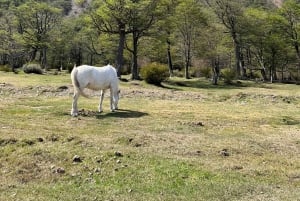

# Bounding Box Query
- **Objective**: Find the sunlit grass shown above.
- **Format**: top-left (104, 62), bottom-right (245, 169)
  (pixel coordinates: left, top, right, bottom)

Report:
top-left (0, 71), bottom-right (300, 200)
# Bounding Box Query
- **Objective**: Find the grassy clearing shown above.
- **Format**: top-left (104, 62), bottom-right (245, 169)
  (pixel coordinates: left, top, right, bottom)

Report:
top-left (0, 71), bottom-right (300, 200)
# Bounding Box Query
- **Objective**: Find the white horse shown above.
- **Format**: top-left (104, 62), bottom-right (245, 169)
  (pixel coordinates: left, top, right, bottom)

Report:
top-left (71, 64), bottom-right (119, 117)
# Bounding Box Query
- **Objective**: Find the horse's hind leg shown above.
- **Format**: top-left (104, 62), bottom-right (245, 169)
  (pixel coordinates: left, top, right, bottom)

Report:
top-left (98, 90), bottom-right (105, 113)
top-left (71, 92), bottom-right (79, 116)
top-left (113, 89), bottom-right (119, 110)
top-left (110, 88), bottom-right (115, 112)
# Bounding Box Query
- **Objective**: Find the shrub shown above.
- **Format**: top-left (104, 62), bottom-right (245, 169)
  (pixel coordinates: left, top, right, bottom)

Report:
top-left (140, 63), bottom-right (169, 85)
top-left (190, 67), bottom-right (201, 78)
top-left (221, 68), bottom-right (236, 84)
top-left (67, 63), bottom-right (75, 73)
top-left (0, 65), bottom-right (12, 72)
top-left (247, 70), bottom-right (261, 80)
top-left (199, 67), bottom-right (212, 78)
top-left (23, 63), bottom-right (43, 74)
top-left (173, 69), bottom-right (184, 77)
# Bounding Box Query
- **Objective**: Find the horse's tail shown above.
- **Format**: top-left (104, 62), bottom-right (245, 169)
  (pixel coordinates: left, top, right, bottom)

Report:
top-left (71, 65), bottom-right (89, 98)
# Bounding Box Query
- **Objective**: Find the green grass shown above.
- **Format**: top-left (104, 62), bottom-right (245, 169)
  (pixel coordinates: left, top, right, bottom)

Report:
top-left (0, 71), bottom-right (300, 200)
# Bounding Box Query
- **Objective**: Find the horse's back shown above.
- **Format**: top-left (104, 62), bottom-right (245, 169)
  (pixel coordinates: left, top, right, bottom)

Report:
top-left (76, 65), bottom-right (118, 90)
top-left (77, 65), bottom-right (116, 76)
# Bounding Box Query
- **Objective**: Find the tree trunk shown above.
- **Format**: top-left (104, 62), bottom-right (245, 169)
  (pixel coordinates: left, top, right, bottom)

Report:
top-left (30, 49), bottom-right (37, 62)
top-left (131, 32), bottom-right (139, 80)
top-left (261, 67), bottom-right (267, 81)
top-left (240, 51), bottom-right (246, 79)
top-left (212, 57), bottom-right (220, 85)
top-left (116, 23), bottom-right (126, 78)
top-left (167, 38), bottom-right (173, 77)
top-left (233, 37), bottom-right (242, 78)
top-left (41, 48), bottom-right (47, 69)
top-left (294, 42), bottom-right (300, 83)
top-left (89, 54), bottom-right (94, 66)
top-left (76, 47), bottom-right (82, 66)
top-left (270, 49), bottom-right (278, 83)
top-left (184, 35), bottom-right (191, 79)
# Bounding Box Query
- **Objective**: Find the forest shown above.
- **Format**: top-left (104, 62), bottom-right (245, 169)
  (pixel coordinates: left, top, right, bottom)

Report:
top-left (1, 0), bottom-right (300, 83)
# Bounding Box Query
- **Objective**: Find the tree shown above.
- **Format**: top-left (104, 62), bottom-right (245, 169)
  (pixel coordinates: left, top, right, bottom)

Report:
top-left (0, 1), bottom-right (26, 69)
top-left (14, 0), bottom-right (62, 68)
top-left (209, 0), bottom-right (246, 78)
top-left (243, 8), bottom-right (292, 82)
top-left (89, 0), bottom-right (132, 77)
top-left (173, 0), bottom-right (208, 79)
top-left (279, 0), bottom-right (300, 81)
top-left (91, 0), bottom-right (163, 80)
top-left (126, 0), bottom-right (162, 80)
top-left (198, 22), bottom-right (231, 85)
top-left (164, 0), bottom-right (178, 77)
top-left (140, 0), bottom-right (179, 77)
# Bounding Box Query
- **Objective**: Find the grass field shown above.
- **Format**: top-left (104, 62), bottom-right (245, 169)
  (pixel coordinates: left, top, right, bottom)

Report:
top-left (0, 71), bottom-right (300, 201)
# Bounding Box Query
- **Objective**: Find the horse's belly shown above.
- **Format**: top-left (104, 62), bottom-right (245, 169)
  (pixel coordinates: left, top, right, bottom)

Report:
top-left (86, 82), bottom-right (110, 90)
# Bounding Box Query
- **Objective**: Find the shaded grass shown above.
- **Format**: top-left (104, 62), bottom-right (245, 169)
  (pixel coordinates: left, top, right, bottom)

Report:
top-left (163, 77), bottom-right (272, 90)
top-left (0, 72), bottom-right (300, 200)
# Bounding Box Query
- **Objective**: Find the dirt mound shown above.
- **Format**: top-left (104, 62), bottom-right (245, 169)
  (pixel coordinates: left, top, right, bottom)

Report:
top-left (0, 84), bottom-right (72, 97)
top-left (121, 88), bottom-right (205, 101)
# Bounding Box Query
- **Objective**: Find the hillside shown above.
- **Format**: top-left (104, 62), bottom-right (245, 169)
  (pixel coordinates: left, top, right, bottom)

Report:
top-left (69, 0), bottom-right (92, 16)
top-left (67, 0), bottom-right (285, 15)
top-left (271, 0), bottom-right (284, 7)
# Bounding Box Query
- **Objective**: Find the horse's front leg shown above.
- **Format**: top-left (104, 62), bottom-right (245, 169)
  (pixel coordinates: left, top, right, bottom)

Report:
top-left (98, 90), bottom-right (105, 113)
top-left (71, 92), bottom-right (79, 116)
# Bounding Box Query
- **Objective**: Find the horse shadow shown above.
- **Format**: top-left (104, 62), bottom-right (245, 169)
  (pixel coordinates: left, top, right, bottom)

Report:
top-left (66, 108), bottom-right (148, 119)
top-left (95, 109), bottom-right (148, 119)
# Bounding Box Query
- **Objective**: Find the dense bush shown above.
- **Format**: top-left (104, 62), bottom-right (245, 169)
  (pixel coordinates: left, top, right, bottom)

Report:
top-left (247, 69), bottom-right (261, 80)
top-left (67, 63), bottom-right (75, 73)
top-left (0, 65), bottom-right (12, 72)
top-left (140, 63), bottom-right (169, 85)
top-left (23, 63), bottom-right (43, 74)
top-left (189, 67), bottom-right (201, 77)
top-left (199, 67), bottom-right (212, 78)
top-left (221, 68), bottom-right (236, 84)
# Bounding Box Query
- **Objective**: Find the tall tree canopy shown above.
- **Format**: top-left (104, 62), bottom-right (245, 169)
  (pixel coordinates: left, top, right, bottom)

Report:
top-left (1, 0), bottom-right (300, 84)
top-left (15, 1), bottom-right (62, 68)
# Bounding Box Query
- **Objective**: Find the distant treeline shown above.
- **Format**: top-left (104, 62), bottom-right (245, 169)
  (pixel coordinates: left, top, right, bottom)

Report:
top-left (1, 0), bottom-right (300, 83)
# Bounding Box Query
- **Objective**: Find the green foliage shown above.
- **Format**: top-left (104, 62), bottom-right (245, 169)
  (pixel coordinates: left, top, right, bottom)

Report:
top-left (0, 0), bottom-right (300, 82)
top-left (189, 65), bottom-right (213, 78)
top-left (189, 67), bottom-right (202, 78)
top-left (247, 70), bottom-right (262, 79)
top-left (199, 67), bottom-right (212, 78)
top-left (0, 65), bottom-right (12, 72)
top-left (174, 0), bottom-right (208, 79)
top-left (172, 69), bottom-right (184, 77)
top-left (66, 63), bottom-right (75, 73)
top-left (23, 63), bottom-right (43, 74)
top-left (221, 68), bottom-right (236, 84)
top-left (75, 0), bottom-right (85, 7)
top-left (190, 66), bottom-right (213, 78)
top-left (140, 63), bottom-right (169, 85)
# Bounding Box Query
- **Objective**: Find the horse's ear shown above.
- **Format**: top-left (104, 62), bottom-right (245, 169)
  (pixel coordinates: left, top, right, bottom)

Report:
top-left (74, 64), bottom-right (76, 68)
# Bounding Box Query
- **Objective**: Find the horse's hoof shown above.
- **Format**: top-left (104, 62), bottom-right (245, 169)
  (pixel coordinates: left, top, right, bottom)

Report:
top-left (71, 112), bottom-right (78, 117)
